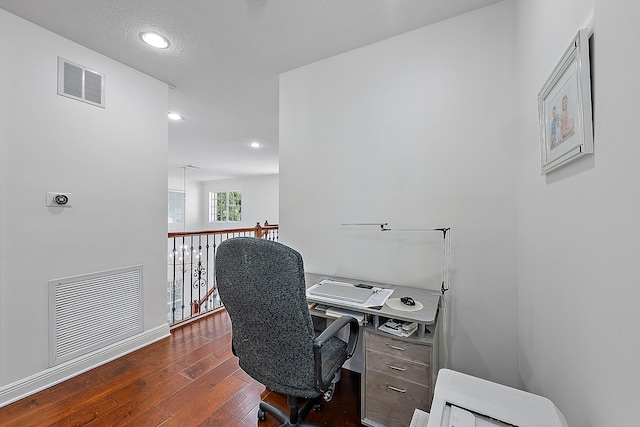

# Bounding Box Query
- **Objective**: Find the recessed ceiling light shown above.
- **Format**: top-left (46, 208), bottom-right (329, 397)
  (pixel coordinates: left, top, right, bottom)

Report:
top-left (250, 141), bottom-right (262, 148)
top-left (168, 112), bottom-right (183, 120)
top-left (141, 32), bottom-right (170, 49)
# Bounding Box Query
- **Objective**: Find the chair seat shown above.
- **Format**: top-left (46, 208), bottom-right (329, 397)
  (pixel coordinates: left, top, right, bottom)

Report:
top-left (238, 334), bottom-right (347, 398)
top-left (316, 333), bottom-right (348, 389)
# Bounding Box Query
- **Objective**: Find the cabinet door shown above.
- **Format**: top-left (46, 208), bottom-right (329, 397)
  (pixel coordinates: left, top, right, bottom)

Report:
top-left (366, 351), bottom-right (430, 384)
top-left (365, 370), bottom-right (430, 427)
top-left (366, 331), bottom-right (431, 364)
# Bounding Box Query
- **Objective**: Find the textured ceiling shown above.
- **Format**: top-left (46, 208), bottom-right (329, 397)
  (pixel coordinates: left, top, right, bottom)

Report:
top-left (0, 0), bottom-right (501, 181)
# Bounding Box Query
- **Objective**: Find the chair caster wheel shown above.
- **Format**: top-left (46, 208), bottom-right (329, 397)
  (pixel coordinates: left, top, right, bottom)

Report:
top-left (323, 383), bottom-right (335, 402)
top-left (313, 403), bottom-right (321, 412)
top-left (257, 408), bottom-right (265, 421)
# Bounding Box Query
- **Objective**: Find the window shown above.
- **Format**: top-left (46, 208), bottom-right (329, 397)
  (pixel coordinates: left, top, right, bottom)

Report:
top-left (168, 191), bottom-right (184, 223)
top-left (209, 191), bottom-right (242, 222)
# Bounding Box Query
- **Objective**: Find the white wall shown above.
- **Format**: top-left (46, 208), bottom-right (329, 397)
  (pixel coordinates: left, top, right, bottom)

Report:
top-left (201, 175), bottom-right (279, 230)
top-left (168, 177), bottom-right (203, 233)
top-left (515, 0), bottom-right (640, 425)
top-left (280, 2), bottom-right (518, 387)
top-left (0, 10), bottom-right (168, 404)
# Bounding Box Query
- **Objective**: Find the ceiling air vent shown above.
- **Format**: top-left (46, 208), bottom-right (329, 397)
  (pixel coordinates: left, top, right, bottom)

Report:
top-left (57, 57), bottom-right (105, 108)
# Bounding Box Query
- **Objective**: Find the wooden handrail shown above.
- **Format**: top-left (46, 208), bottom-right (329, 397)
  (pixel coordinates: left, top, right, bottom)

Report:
top-left (197, 286), bottom-right (219, 308)
top-left (168, 221), bottom-right (278, 238)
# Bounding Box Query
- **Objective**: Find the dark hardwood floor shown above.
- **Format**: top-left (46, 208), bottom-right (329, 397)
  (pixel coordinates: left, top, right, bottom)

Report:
top-left (0, 310), bottom-right (361, 426)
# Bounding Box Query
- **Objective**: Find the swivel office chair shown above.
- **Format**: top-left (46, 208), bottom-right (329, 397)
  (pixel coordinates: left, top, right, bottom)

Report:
top-left (215, 237), bottom-right (359, 426)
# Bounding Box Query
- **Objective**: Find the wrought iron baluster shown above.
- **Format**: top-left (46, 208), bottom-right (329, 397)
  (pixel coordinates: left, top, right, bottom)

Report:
top-left (192, 235), bottom-right (206, 315)
top-left (181, 236), bottom-right (186, 321)
top-left (171, 238), bottom-right (177, 324)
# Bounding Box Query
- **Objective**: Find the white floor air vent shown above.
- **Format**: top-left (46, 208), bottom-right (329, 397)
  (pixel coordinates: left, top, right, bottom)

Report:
top-left (49, 265), bottom-right (143, 366)
top-left (57, 57), bottom-right (105, 108)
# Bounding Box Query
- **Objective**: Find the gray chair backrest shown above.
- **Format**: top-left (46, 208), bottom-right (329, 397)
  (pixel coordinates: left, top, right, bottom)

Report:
top-left (215, 237), bottom-right (317, 397)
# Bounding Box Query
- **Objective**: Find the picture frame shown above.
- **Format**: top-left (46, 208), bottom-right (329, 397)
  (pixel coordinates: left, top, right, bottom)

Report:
top-left (538, 28), bottom-right (593, 174)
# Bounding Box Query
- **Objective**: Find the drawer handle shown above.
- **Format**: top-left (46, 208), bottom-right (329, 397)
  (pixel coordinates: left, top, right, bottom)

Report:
top-left (387, 385), bottom-right (407, 393)
top-left (386, 344), bottom-right (406, 351)
top-left (387, 364), bottom-right (407, 371)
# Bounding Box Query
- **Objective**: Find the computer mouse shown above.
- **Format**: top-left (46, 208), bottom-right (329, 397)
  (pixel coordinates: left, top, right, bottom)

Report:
top-left (400, 296), bottom-right (415, 306)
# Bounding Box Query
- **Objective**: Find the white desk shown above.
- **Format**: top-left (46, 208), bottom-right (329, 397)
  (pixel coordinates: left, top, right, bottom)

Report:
top-left (305, 273), bottom-right (442, 427)
top-left (305, 273), bottom-right (440, 336)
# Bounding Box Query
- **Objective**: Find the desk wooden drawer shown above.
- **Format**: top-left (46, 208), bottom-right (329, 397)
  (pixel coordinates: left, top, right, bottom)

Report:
top-left (366, 351), bottom-right (429, 385)
top-left (366, 331), bottom-right (431, 364)
top-left (365, 370), bottom-right (429, 427)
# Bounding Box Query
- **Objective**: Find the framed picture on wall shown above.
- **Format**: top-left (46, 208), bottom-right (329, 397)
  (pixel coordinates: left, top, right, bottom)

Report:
top-left (538, 28), bottom-right (593, 174)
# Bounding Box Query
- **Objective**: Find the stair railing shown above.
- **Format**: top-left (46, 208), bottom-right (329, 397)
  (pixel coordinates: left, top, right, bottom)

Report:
top-left (167, 221), bottom-right (278, 327)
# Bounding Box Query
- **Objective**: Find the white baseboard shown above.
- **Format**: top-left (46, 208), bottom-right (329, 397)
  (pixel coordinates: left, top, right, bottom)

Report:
top-left (0, 323), bottom-right (170, 408)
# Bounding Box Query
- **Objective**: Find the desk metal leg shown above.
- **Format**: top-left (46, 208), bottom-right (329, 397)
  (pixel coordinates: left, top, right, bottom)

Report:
top-left (418, 324), bottom-right (425, 338)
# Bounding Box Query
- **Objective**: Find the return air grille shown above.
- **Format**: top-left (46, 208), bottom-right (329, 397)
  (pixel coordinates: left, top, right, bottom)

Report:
top-left (49, 266), bottom-right (143, 366)
top-left (57, 57), bottom-right (105, 108)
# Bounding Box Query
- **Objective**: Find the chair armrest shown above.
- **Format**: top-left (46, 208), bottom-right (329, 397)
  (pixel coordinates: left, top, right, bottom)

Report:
top-left (312, 315), bottom-right (360, 392)
top-left (314, 315), bottom-right (359, 357)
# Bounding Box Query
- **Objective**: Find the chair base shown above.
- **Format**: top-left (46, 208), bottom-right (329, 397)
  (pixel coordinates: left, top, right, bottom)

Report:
top-left (258, 395), bottom-right (325, 426)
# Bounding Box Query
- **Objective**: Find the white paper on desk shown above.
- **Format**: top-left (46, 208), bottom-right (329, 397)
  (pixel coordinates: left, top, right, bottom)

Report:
top-left (325, 306), bottom-right (365, 324)
top-left (364, 288), bottom-right (394, 307)
top-left (307, 279), bottom-right (394, 308)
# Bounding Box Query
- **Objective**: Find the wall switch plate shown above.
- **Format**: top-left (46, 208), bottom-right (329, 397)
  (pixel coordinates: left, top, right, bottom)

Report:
top-left (47, 192), bottom-right (73, 207)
